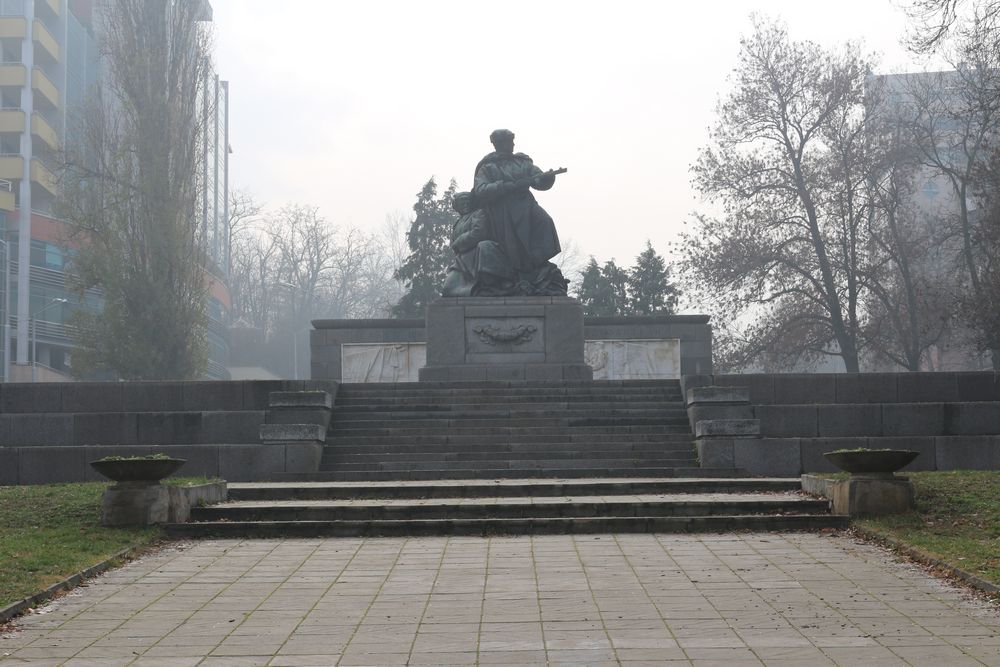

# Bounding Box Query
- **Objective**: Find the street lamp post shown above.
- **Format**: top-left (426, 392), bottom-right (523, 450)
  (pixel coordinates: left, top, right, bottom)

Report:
top-left (30, 297), bottom-right (67, 382)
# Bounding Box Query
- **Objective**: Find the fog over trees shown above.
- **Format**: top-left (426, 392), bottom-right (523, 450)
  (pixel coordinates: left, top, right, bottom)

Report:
top-left (680, 12), bottom-right (1000, 372)
top-left (60, 0), bottom-right (212, 380)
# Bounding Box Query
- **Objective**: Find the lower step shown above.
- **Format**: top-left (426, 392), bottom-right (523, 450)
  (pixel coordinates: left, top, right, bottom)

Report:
top-left (278, 467), bottom-right (740, 481)
top-left (191, 496), bottom-right (830, 522)
top-left (229, 478), bottom-right (800, 501)
top-left (165, 514), bottom-right (848, 538)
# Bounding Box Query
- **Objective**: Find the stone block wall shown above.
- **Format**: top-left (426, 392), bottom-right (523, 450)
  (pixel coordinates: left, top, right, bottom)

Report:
top-left (0, 380), bottom-right (336, 485)
top-left (683, 372), bottom-right (1000, 476)
top-left (312, 314), bottom-right (713, 381)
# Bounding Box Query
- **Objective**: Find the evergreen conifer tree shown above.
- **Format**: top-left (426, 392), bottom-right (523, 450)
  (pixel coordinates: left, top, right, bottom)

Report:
top-left (392, 178), bottom-right (457, 318)
top-left (627, 241), bottom-right (679, 315)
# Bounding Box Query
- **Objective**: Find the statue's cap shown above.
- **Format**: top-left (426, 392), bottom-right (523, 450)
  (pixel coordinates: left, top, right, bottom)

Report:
top-left (489, 128), bottom-right (514, 143)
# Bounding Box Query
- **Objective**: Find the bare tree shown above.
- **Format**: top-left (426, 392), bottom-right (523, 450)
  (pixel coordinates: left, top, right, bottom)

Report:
top-left (890, 33), bottom-right (1000, 368)
top-left (681, 18), bottom-right (875, 372)
top-left (862, 131), bottom-right (950, 370)
top-left (60, 0), bottom-right (212, 379)
top-left (905, 0), bottom-right (1000, 52)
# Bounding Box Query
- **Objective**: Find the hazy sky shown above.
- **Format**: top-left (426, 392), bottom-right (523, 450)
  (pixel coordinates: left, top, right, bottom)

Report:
top-left (211, 0), bottom-right (929, 267)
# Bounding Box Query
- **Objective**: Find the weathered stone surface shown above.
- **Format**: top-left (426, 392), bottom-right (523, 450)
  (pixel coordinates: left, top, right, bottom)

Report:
top-left (755, 405), bottom-right (817, 438)
top-left (62, 383), bottom-right (124, 413)
top-left (101, 484), bottom-right (170, 526)
top-left (817, 404), bottom-right (882, 438)
top-left (0, 448), bottom-right (18, 484)
top-left (269, 391), bottom-right (333, 410)
top-left (19, 446), bottom-right (87, 483)
top-left (944, 402), bottom-right (1000, 436)
top-left (166, 482), bottom-right (227, 523)
top-left (934, 435), bottom-right (998, 470)
top-left (1, 383), bottom-right (61, 413)
top-left (284, 443), bottom-right (324, 473)
top-left (259, 423), bottom-right (326, 443)
top-left (122, 383), bottom-right (184, 412)
top-left (73, 413), bottom-right (139, 446)
top-left (342, 343), bottom-right (425, 382)
top-left (11, 413), bottom-right (73, 446)
top-left (694, 419), bottom-right (760, 438)
top-left (686, 386), bottom-right (750, 405)
top-left (834, 374), bottom-right (898, 404)
top-left (897, 373), bottom-right (958, 403)
top-left (734, 438), bottom-right (801, 477)
top-left (136, 412), bottom-right (203, 445)
top-left (829, 477), bottom-right (914, 516)
top-left (182, 382), bottom-right (244, 411)
top-left (882, 403), bottom-right (944, 436)
top-left (695, 438), bottom-right (734, 468)
top-left (219, 445), bottom-right (284, 482)
top-left (773, 374), bottom-right (836, 404)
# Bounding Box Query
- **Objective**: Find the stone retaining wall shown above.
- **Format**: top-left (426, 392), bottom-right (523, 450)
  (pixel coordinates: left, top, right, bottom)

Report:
top-left (311, 314), bottom-right (713, 381)
top-left (0, 380), bottom-right (336, 485)
top-left (683, 372), bottom-right (1000, 476)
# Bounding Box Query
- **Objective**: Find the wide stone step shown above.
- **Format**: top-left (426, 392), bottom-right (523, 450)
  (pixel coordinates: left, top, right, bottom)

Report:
top-left (327, 457), bottom-right (698, 472)
top-left (337, 395), bottom-right (684, 411)
top-left (327, 433), bottom-right (695, 447)
top-left (165, 513), bottom-right (847, 538)
top-left (338, 380), bottom-right (679, 392)
top-left (228, 478), bottom-right (801, 501)
top-left (190, 493), bottom-right (828, 522)
top-left (330, 425), bottom-right (693, 437)
top-left (331, 407), bottom-right (686, 420)
top-left (278, 467), bottom-right (742, 481)
top-left (331, 416), bottom-right (690, 431)
top-left (322, 449), bottom-right (697, 463)
top-left (323, 443), bottom-right (696, 457)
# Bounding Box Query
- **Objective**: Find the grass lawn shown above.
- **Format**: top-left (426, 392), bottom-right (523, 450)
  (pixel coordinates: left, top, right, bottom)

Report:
top-left (849, 471), bottom-right (1000, 589)
top-left (0, 482), bottom-right (170, 609)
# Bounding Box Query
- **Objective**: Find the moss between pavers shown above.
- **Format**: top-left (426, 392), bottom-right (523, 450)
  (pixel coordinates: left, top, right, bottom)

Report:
top-left (817, 471), bottom-right (1000, 589)
top-left (0, 481), bottom-right (176, 609)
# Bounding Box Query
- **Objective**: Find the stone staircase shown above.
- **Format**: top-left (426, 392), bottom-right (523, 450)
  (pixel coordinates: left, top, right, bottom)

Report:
top-left (305, 380), bottom-right (722, 481)
top-left (165, 380), bottom-right (846, 537)
top-left (167, 477), bottom-right (844, 537)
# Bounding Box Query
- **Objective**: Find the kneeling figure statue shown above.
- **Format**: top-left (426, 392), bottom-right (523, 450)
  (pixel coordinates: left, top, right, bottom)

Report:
top-left (442, 129), bottom-right (569, 298)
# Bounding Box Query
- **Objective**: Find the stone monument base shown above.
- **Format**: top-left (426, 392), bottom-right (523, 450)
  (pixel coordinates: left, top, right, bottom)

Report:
top-left (419, 296), bottom-right (593, 383)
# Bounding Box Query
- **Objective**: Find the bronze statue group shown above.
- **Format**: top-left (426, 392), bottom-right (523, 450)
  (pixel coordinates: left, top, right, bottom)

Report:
top-left (442, 129), bottom-right (569, 298)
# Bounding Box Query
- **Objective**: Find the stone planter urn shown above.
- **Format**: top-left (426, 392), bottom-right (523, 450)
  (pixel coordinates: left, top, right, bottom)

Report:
top-left (90, 457), bottom-right (186, 526)
top-left (90, 457), bottom-right (187, 485)
top-left (819, 449), bottom-right (918, 516)
top-left (823, 449), bottom-right (918, 477)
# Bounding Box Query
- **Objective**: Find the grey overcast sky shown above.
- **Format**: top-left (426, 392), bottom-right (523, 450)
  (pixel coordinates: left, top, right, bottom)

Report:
top-left (211, 0), bottom-right (929, 266)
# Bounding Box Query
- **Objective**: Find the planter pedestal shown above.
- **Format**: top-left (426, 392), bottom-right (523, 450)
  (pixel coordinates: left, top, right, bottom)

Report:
top-left (101, 483), bottom-right (170, 526)
top-left (830, 476), bottom-right (914, 516)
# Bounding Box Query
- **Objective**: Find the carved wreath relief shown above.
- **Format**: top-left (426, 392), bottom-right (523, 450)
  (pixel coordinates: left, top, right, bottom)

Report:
top-left (472, 324), bottom-right (538, 346)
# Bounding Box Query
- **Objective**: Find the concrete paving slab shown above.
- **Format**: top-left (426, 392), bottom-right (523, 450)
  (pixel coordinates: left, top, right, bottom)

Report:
top-left (1, 533), bottom-right (999, 666)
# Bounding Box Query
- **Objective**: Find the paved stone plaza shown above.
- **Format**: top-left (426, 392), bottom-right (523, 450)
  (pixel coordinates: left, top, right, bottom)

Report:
top-left (2, 534), bottom-right (999, 666)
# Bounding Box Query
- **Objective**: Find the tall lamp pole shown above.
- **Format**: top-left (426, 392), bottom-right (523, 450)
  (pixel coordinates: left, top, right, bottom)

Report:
top-left (31, 297), bottom-right (67, 382)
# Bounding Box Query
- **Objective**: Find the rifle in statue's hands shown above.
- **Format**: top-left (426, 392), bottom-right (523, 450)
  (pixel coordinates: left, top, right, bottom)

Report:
top-left (532, 167), bottom-right (567, 185)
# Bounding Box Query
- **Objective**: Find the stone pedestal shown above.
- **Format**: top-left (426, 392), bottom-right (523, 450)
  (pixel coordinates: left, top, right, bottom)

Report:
top-left (830, 476), bottom-right (915, 516)
top-left (419, 297), bottom-right (593, 382)
top-left (101, 483), bottom-right (170, 526)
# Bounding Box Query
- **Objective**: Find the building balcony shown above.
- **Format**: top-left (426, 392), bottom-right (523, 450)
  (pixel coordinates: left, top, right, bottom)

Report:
top-left (43, 0), bottom-right (60, 18)
top-left (0, 109), bottom-right (24, 133)
top-left (0, 180), bottom-right (14, 212)
top-left (32, 19), bottom-right (58, 63)
top-left (0, 63), bottom-right (26, 87)
top-left (0, 154), bottom-right (22, 180)
top-left (31, 111), bottom-right (57, 150)
top-left (31, 157), bottom-right (56, 194)
top-left (31, 68), bottom-right (58, 108)
top-left (0, 156), bottom-right (58, 194)
top-left (0, 17), bottom-right (26, 39)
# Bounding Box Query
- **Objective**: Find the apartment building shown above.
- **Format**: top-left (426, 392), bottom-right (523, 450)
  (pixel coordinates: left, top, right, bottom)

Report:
top-left (0, 0), bottom-right (232, 381)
